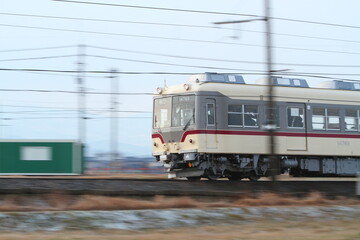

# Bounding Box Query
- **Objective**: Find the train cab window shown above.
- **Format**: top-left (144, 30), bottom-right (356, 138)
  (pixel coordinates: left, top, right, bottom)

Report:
top-left (244, 105), bottom-right (259, 127)
top-left (207, 103), bottom-right (215, 126)
top-left (345, 109), bottom-right (358, 131)
top-left (228, 105), bottom-right (243, 127)
top-left (153, 97), bottom-right (172, 128)
top-left (327, 108), bottom-right (340, 130)
top-left (172, 95), bottom-right (195, 127)
top-left (312, 108), bottom-right (326, 130)
top-left (287, 107), bottom-right (304, 128)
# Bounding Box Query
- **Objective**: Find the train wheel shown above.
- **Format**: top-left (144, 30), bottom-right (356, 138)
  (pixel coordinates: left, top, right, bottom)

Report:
top-left (207, 174), bottom-right (219, 181)
top-left (248, 175), bottom-right (260, 181)
top-left (205, 169), bottom-right (219, 181)
top-left (187, 177), bottom-right (201, 181)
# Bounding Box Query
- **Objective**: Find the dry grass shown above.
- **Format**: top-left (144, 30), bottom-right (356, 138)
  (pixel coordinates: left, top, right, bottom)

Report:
top-left (0, 192), bottom-right (359, 212)
top-left (0, 220), bottom-right (358, 240)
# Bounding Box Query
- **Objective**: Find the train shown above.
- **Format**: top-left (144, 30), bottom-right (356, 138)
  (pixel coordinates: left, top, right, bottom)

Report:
top-left (152, 73), bottom-right (360, 180)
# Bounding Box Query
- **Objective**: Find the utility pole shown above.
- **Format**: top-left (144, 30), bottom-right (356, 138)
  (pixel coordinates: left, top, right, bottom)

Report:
top-left (77, 44), bottom-right (87, 146)
top-left (264, 0), bottom-right (278, 181)
top-left (213, 0), bottom-right (278, 181)
top-left (109, 69), bottom-right (119, 162)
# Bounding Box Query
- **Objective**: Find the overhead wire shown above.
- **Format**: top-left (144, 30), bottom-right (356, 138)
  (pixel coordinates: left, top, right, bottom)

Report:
top-left (0, 45), bottom-right (358, 71)
top-left (1, 68), bottom-right (360, 82)
top-left (53, 0), bottom-right (360, 30)
top-left (1, 88), bottom-right (360, 104)
top-left (0, 45), bottom-right (76, 53)
top-left (6, 116), bottom-right (151, 120)
top-left (1, 12), bottom-right (359, 44)
top-left (89, 45), bottom-right (360, 68)
top-left (0, 55), bottom-right (77, 62)
top-left (1, 23), bottom-right (360, 56)
top-left (88, 54), bottom-right (263, 72)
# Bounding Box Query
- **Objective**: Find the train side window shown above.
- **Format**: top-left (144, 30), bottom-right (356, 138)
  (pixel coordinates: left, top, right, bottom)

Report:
top-left (312, 108), bottom-right (326, 130)
top-left (287, 107), bottom-right (304, 128)
top-left (244, 105), bottom-right (259, 127)
top-left (327, 108), bottom-right (340, 130)
top-left (207, 103), bottom-right (215, 126)
top-left (228, 105), bottom-right (243, 127)
top-left (345, 109), bottom-right (358, 131)
top-left (265, 106), bottom-right (280, 127)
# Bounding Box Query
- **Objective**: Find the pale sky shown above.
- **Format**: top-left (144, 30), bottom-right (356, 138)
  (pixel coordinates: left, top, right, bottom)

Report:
top-left (0, 0), bottom-right (359, 156)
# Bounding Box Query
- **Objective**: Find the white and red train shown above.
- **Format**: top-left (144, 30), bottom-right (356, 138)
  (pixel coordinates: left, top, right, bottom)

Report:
top-left (152, 73), bottom-right (360, 180)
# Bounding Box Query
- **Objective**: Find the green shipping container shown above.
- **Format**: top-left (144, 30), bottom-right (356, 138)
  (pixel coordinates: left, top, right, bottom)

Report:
top-left (0, 140), bottom-right (83, 175)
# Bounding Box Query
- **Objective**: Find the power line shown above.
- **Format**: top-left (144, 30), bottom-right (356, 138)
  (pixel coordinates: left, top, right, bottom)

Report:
top-left (1, 68), bottom-right (360, 81)
top-left (1, 88), bottom-right (360, 104)
top-left (53, 0), bottom-right (261, 18)
top-left (7, 116), bottom-right (151, 120)
top-left (88, 54), bottom-right (263, 72)
top-left (0, 55), bottom-right (77, 62)
top-left (2, 23), bottom-right (360, 56)
top-left (53, 0), bottom-right (360, 30)
top-left (2, 110), bottom-right (151, 114)
top-left (90, 45), bottom-right (360, 68)
top-left (0, 12), bottom-right (226, 30)
top-left (0, 88), bottom-right (154, 95)
top-left (1, 12), bottom-right (359, 45)
top-left (0, 44), bottom-right (357, 70)
top-left (0, 45), bottom-right (76, 53)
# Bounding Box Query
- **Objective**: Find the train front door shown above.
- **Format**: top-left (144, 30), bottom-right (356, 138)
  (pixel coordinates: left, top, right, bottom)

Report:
top-left (286, 103), bottom-right (307, 151)
top-left (205, 99), bottom-right (217, 149)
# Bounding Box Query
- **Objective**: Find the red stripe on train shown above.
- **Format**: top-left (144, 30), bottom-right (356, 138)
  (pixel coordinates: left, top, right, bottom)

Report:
top-left (152, 134), bottom-right (165, 144)
top-left (180, 130), bottom-right (360, 142)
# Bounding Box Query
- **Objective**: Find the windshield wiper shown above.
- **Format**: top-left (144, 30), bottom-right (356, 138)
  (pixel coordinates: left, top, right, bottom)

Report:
top-left (183, 111), bottom-right (195, 131)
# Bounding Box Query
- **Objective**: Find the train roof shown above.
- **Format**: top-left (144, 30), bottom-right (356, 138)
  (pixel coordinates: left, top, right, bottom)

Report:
top-left (155, 74), bottom-right (360, 105)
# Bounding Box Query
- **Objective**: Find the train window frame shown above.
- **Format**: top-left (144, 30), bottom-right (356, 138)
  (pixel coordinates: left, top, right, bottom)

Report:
top-left (171, 95), bottom-right (196, 128)
top-left (153, 97), bottom-right (172, 129)
top-left (311, 107), bottom-right (341, 131)
top-left (228, 104), bottom-right (243, 127)
top-left (264, 106), bottom-right (280, 128)
top-left (345, 109), bottom-right (358, 131)
top-left (326, 108), bottom-right (340, 131)
top-left (243, 105), bottom-right (259, 128)
top-left (206, 103), bottom-right (215, 126)
top-left (228, 104), bottom-right (259, 128)
top-left (312, 107), bottom-right (326, 130)
top-left (287, 107), bottom-right (305, 129)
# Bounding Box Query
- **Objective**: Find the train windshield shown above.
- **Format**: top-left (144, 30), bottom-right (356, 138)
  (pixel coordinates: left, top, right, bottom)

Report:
top-left (153, 95), bottom-right (195, 128)
top-left (172, 95), bottom-right (195, 127)
top-left (153, 97), bottom-right (172, 128)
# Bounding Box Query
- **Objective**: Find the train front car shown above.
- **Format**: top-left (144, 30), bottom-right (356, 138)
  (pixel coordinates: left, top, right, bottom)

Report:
top-left (153, 73), bottom-right (360, 180)
top-left (152, 73), bottom-right (270, 180)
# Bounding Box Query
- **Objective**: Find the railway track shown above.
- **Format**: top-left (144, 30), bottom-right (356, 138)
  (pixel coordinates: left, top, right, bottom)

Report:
top-left (0, 178), bottom-right (358, 197)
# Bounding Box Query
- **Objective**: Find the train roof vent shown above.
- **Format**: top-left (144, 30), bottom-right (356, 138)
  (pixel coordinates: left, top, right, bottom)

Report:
top-left (316, 80), bottom-right (360, 91)
top-left (256, 76), bottom-right (309, 88)
top-left (188, 73), bottom-right (245, 84)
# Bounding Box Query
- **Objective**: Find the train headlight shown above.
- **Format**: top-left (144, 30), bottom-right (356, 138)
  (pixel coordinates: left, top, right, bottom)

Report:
top-left (189, 139), bottom-right (194, 144)
top-left (183, 84), bottom-right (190, 91)
top-left (156, 87), bottom-right (163, 94)
top-left (153, 142), bottom-right (157, 147)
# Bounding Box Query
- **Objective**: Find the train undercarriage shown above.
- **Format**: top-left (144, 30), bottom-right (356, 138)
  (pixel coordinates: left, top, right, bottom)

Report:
top-left (156, 153), bottom-right (360, 180)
